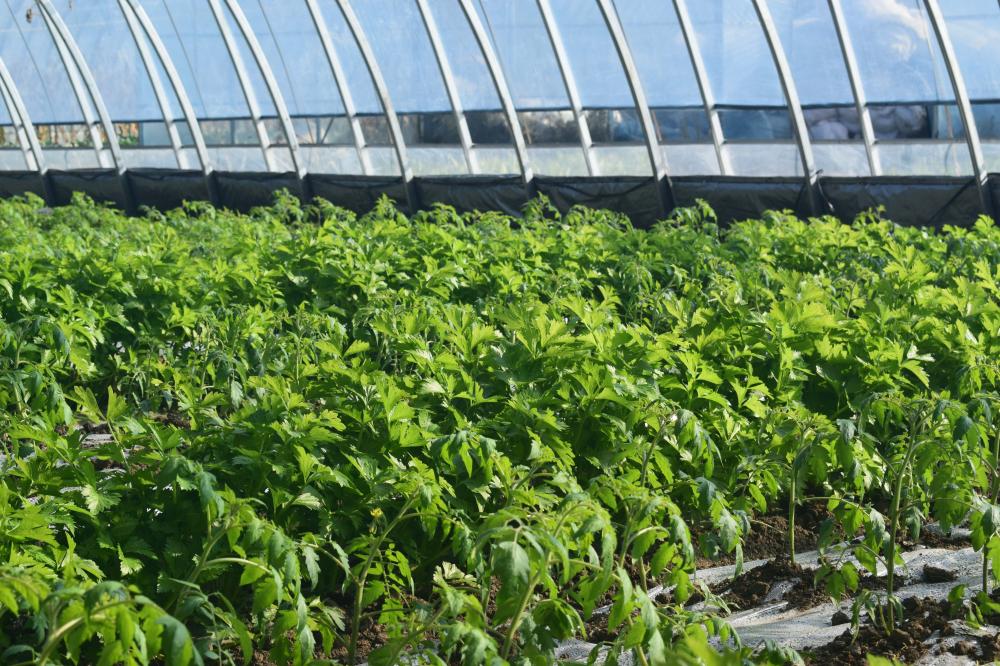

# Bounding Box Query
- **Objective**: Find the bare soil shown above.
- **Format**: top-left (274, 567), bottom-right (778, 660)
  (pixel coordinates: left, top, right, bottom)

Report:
top-left (710, 558), bottom-right (831, 611)
top-left (804, 596), bottom-right (953, 665)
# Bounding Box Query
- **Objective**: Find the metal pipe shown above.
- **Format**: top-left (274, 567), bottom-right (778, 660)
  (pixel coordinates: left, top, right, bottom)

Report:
top-left (335, 0), bottom-right (417, 209)
top-left (457, 0), bottom-right (535, 190)
top-left (37, 0), bottom-right (133, 210)
top-left (924, 0), bottom-right (992, 216)
top-left (596, 0), bottom-right (674, 215)
top-left (122, 0), bottom-right (216, 204)
top-left (303, 0), bottom-right (370, 174)
top-left (116, 0), bottom-right (186, 169)
top-left (0, 56), bottom-right (44, 173)
top-left (751, 0), bottom-right (820, 214)
top-left (224, 0), bottom-right (306, 181)
top-left (536, 0), bottom-right (598, 175)
top-left (826, 0), bottom-right (881, 175)
top-left (672, 0), bottom-right (729, 175)
top-left (415, 0), bottom-right (478, 174)
top-left (36, 0), bottom-right (116, 170)
top-left (206, 0), bottom-right (274, 171)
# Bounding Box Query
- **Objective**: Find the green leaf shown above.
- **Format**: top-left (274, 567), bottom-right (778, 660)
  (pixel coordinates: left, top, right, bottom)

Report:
top-left (252, 577), bottom-right (279, 614)
top-left (303, 546), bottom-right (321, 588)
top-left (647, 629), bottom-right (668, 666)
top-left (240, 562), bottom-right (268, 586)
top-left (106, 387), bottom-right (127, 423)
top-left (344, 340), bottom-right (370, 357)
top-left (492, 541), bottom-right (530, 593)
top-left (155, 616), bottom-right (196, 666)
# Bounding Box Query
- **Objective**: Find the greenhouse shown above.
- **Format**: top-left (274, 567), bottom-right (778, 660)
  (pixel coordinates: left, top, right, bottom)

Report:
top-left (9, 2), bottom-right (1000, 666)
top-left (0, 0), bottom-right (999, 223)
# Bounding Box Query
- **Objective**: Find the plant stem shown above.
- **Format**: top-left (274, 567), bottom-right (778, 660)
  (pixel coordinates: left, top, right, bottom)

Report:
top-left (348, 498), bottom-right (417, 666)
top-left (501, 569), bottom-right (542, 659)
top-left (788, 473), bottom-right (796, 566)
top-left (37, 599), bottom-right (132, 665)
top-left (886, 455), bottom-right (910, 628)
top-left (986, 426), bottom-right (1000, 592)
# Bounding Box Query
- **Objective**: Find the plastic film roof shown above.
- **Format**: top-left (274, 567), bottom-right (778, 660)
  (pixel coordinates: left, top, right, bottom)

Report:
top-left (0, 0), bottom-right (997, 200)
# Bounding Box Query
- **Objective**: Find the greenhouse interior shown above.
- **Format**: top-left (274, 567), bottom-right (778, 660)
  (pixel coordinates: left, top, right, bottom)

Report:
top-left (9, 1), bottom-right (1000, 665)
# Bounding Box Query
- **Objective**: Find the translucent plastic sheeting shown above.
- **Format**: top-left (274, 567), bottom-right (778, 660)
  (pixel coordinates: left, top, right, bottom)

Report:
top-left (475, 0), bottom-right (570, 109)
top-left (0, 0), bottom-right (999, 182)
top-left (812, 142), bottom-right (870, 176)
top-left (768, 0), bottom-right (854, 105)
top-left (216, 1), bottom-right (278, 120)
top-left (207, 145), bottom-right (268, 171)
top-left (592, 145), bottom-right (652, 176)
top-left (42, 149), bottom-right (99, 170)
top-left (0, 1), bottom-right (89, 129)
top-left (242, 0), bottom-right (346, 119)
top-left (982, 142), bottom-right (1000, 172)
top-left (471, 146), bottom-right (519, 174)
top-left (310, 0), bottom-right (380, 116)
top-left (0, 150), bottom-right (27, 170)
top-left (683, 0), bottom-right (795, 172)
top-left (837, 0), bottom-right (972, 176)
top-left (409, 146), bottom-right (467, 175)
top-left (425, 0), bottom-right (504, 114)
top-left (548, 538), bottom-right (981, 666)
top-left (120, 147), bottom-right (177, 169)
top-left (940, 0), bottom-right (1000, 147)
top-left (616, 0), bottom-right (714, 147)
top-left (0, 94), bottom-right (8, 126)
top-left (684, 0), bottom-right (787, 107)
top-left (663, 144), bottom-right (721, 176)
top-left (878, 141), bottom-right (973, 176)
top-left (547, 0), bottom-right (634, 111)
top-left (351, 0), bottom-right (452, 114)
top-left (726, 142), bottom-right (802, 176)
top-left (301, 145), bottom-right (363, 174)
top-left (840, 0), bottom-right (954, 104)
top-left (616, 0), bottom-right (703, 108)
top-left (138, 0), bottom-right (255, 119)
top-left (0, 85), bottom-right (29, 168)
top-left (56, 0), bottom-right (163, 123)
top-left (767, 0), bottom-right (867, 176)
top-left (528, 146), bottom-right (588, 176)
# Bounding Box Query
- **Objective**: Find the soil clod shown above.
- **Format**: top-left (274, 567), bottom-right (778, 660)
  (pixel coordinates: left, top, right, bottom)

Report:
top-left (922, 563), bottom-right (957, 583)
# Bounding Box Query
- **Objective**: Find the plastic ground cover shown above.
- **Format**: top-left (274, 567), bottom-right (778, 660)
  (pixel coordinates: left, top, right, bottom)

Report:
top-left (553, 538), bottom-right (990, 665)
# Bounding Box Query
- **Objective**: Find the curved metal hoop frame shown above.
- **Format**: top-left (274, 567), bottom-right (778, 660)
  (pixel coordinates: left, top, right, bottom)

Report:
top-left (335, 0), bottom-right (416, 209)
top-left (115, 0), bottom-right (185, 170)
top-left (206, 0), bottom-right (275, 171)
top-left (751, 0), bottom-right (819, 213)
top-left (596, 0), bottom-right (674, 215)
top-left (36, 0), bottom-right (123, 172)
top-left (223, 0), bottom-right (306, 179)
top-left (536, 0), bottom-right (597, 176)
top-left (0, 0), bottom-right (992, 219)
top-left (415, 0), bottom-right (477, 175)
top-left (826, 0), bottom-right (880, 176)
top-left (457, 0), bottom-right (534, 188)
top-left (923, 0), bottom-right (992, 216)
top-left (0, 55), bottom-right (44, 173)
top-left (304, 0), bottom-right (370, 176)
top-left (672, 0), bottom-right (729, 176)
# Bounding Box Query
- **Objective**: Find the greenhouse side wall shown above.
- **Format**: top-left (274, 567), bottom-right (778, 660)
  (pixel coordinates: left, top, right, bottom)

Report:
top-left (0, 169), bottom-right (998, 228)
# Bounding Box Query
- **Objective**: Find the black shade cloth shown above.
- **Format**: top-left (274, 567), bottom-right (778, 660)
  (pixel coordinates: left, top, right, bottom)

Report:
top-left (2, 168), bottom-right (999, 228)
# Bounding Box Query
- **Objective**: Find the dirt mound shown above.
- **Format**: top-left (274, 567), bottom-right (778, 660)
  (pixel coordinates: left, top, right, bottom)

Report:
top-left (803, 596), bottom-right (953, 665)
top-left (709, 559), bottom-right (831, 611)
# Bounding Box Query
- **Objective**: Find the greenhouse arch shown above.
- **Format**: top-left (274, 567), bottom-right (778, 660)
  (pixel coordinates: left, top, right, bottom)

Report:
top-left (0, 0), bottom-right (998, 224)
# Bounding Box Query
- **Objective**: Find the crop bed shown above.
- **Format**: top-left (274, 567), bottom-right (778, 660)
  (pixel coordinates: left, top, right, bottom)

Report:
top-left (4, 192), bottom-right (1000, 665)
